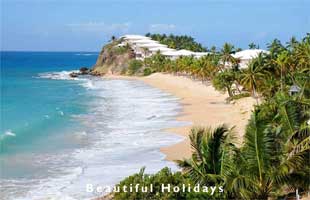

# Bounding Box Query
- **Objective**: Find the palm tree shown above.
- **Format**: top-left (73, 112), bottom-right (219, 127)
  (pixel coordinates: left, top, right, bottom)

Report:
top-left (267, 39), bottom-right (286, 58)
top-left (249, 42), bottom-right (259, 49)
top-left (226, 103), bottom-right (309, 199)
top-left (212, 69), bottom-right (236, 97)
top-left (177, 125), bottom-right (236, 185)
top-left (274, 51), bottom-right (290, 92)
top-left (241, 53), bottom-right (267, 101)
top-left (210, 46), bottom-right (217, 53)
top-left (286, 36), bottom-right (299, 50)
top-left (220, 43), bottom-right (237, 71)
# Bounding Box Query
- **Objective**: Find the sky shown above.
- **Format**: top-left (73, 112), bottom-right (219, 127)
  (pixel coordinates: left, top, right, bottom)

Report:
top-left (1, 0), bottom-right (309, 51)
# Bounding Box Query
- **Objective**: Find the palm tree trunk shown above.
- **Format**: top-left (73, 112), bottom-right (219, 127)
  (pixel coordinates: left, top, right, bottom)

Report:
top-left (227, 87), bottom-right (233, 97)
top-left (253, 85), bottom-right (259, 104)
top-left (296, 189), bottom-right (300, 200)
top-left (235, 82), bottom-right (242, 94)
top-left (281, 65), bottom-right (283, 92)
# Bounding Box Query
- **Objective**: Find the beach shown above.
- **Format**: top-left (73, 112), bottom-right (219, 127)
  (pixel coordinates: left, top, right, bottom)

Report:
top-left (1, 52), bottom-right (184, 199)
top-left (107, 73), bottom-right (256, 161)
top-left (141, 73), bottom-right (256, 161)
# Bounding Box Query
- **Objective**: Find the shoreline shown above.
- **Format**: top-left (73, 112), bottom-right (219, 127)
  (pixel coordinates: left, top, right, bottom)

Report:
top-left (104, 73), bottom-right (256, 162)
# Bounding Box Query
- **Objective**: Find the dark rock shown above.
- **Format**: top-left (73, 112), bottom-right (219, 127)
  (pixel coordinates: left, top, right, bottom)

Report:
top-left (79, 67), bottom-right (89, 74)
top-left (69, 72), bottom-right (79, 78)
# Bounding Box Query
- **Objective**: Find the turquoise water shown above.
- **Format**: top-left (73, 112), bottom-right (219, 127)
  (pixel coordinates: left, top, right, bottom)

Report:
top-left (0, 52), bottom-right (185, 199)
top-left (1, 52), bottom-right (96, 154)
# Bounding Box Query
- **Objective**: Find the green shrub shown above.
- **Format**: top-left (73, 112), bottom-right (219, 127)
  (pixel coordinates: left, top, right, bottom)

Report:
top-left (113, 46), bottom-right (129, 55)
top-left (143, 68), bottom-right (153, 76)
top-left (127, 60), bottom-right (143, 75)
top-left (228, 92), bottom-right (251, 101)
top-left (212, 70), bottom-right (236, 97)
top-left (113, 167), bottom-right (225, 200)
top-left (120, 67), bottom-right (127, 75)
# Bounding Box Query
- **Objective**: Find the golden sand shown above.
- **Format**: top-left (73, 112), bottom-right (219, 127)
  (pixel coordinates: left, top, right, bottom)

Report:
top-left (105, 73), bottom-right (256, 161)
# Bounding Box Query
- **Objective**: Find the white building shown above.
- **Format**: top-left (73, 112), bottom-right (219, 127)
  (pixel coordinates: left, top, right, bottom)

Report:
top-left (161, 50), bottom-right (196, 60)
top-left (194, 52), bottom-right (210, 59)
top-left (118, 34), bottom-right (210, 60)
top-left (148, 47), bottom-right (176, 53)
top-left (121, 35), bottom-right (150, 41)
top-left (232, 49), bottom-right (269, 69)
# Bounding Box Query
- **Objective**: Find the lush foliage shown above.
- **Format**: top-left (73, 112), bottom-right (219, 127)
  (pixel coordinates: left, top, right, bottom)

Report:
top-left (146, 33), bottom-right (207, 52)
top-left (114, 167), bottom-right (223, 200)
top-left (130, 34), bottom-right (310, 103)
top-left (127, 60), bottom-right (143, 75)
top-left (115, 34), bottom-right (310, 199)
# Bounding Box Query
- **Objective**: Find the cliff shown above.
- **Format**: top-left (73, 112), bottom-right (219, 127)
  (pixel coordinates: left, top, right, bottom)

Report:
top-left (91, 41), bottom-right (135, 75)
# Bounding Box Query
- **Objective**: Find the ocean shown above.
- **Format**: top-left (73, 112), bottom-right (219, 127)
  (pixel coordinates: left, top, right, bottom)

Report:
top-left (0, 52), bottom-right (185, 199)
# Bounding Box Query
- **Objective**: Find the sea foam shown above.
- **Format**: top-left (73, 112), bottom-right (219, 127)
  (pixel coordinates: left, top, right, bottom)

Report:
top-left (4, 130), bottom-right (16, 137)
top-left (2, 75), bottom-right (189, 200)
top-left (37, 70), bottom-right (79, 80)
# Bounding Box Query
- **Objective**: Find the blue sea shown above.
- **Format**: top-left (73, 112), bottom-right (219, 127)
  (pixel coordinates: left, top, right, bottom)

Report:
top-left (0, 52), bottom-right (185, 199)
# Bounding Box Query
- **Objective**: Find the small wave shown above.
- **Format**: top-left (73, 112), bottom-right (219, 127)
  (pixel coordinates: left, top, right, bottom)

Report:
top-left (73, 131), bottom-right (88, 139)
top-left (5, 130), bottom-right (16, 137)
top-left (0, 130), bottom-right (16, 141)
top-left (75, 53), bottom-right (96, 56)
top-left (14, 166), bottom-right (84, 200)
top-left (58, 111), bottom-right (64, 116)
top-left (79, 79), bottom-right (97, 90)
top-left (37, 70), bottom-right (79, 80)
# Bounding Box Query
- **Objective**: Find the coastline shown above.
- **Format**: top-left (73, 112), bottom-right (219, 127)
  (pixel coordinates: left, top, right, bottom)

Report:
top-left (105, 73), bottom-right (256, 161)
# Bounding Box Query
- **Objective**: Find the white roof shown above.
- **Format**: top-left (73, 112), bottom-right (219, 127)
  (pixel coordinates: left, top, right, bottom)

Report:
top-left (117, 43), bottom-right (126, 47)
top-left (194, 52), bottom-right (210, 56)
top-left (162, 51), bottom-right (179, 56)
top-left (176, 49), bottom-right (195, 56)
top-left (177, 49), bottom-right (194, 54)
top-left (122, 35), bottom-right (150, 40)
top-left (232, 49), bottom-right (269, 60)
top-left (148, 47), bottom-right (176, 52)
top-left (162, 49), bottom-right (195, 56)
top-left (136, 43), bottom-right (167, 48)
top-left (131, 39), bottom-right (159, 44)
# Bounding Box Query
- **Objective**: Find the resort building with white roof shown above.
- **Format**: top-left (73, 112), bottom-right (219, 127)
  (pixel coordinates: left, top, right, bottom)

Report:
top-left (118, 35), bottom-right (268, 67)
top-left (118, 34), bottom-right (211, 60)
top-left (231, 49), bottom-right (269, 69)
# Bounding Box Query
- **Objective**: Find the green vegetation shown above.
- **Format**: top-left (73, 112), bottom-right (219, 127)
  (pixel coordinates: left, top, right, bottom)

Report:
top-left (127, 60), bottom-right (143, 75)
top-left (92, 40), bottom-right (134, 75)
top-left (114, 92), bottom-right (309, 199)
top-left (113, 34), bottom-right (310, 199)
top-left (129, 33), bottom-right (310, 102)
top-left (114, 167), bottom-right (224, 200)
top-left (212, 69), bottom-right (236, 97)
top-left (146, 33), bottom-right (207, 52)
top-left (143, 67), bottom-right (153, 76)
top-left (113, 45), bottom-right (130, 55)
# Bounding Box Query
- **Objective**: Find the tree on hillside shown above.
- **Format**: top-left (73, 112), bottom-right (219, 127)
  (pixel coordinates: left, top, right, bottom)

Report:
top-left (146, 33), bottom-right (207, 52)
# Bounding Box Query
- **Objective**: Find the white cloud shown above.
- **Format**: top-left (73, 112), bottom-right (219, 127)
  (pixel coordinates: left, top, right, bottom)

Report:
top-left (66, 22), bottom-right (131, 33)
top-left (149, 24), bottom-right (176, 33)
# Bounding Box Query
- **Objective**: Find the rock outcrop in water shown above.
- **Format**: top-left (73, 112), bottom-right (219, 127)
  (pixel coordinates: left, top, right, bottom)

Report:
top-left (69, 67), bottom-right (90, 78)
top-left (91, 40), bottom-right (135, 76)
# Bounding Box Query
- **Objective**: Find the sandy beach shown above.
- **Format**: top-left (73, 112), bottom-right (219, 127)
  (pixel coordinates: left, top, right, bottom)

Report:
top-left (106, 73), bottom-right (256, 161)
